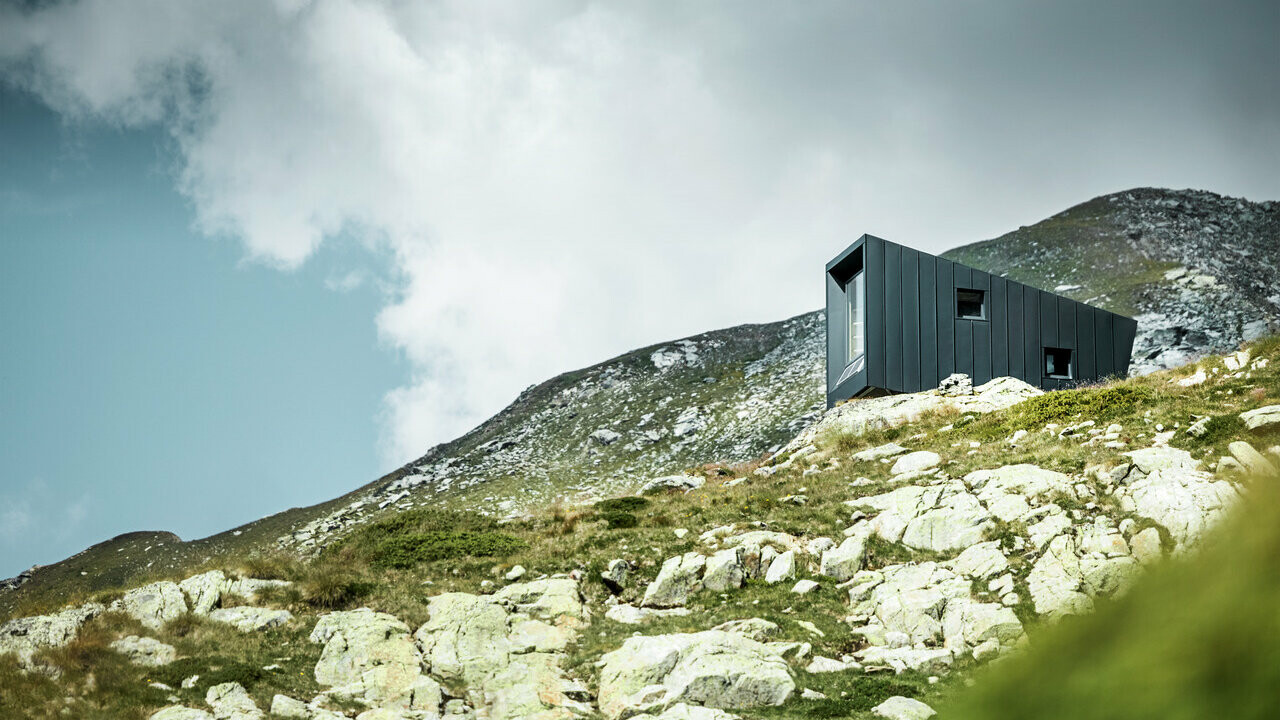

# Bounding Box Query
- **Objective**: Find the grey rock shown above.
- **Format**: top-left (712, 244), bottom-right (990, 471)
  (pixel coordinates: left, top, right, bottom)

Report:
top-left (872, 696), bottom-right (936, 720)
top-left (179, 570), bottom-right (228, 615)
top-left (111, 581), bottom-right (188, 630)
top-left (597, 630), bottom-right (794, 719)
top-left (642, 553), bottom-right (706, 608)
top-left (1229, 440), bottom-right (1278, 475)
top-left (208, 607), bottom-right (293, 632)
top-left (150, 708), bottom-right (214, 720)
top-left (712, 618), bottom-right (781, 642)
top-left (206, 682), bottom-right (263, 720)
top-left (1241, 405), bottom-right (1280, 432)
top-left (0, 602), bottom-right (103, 666)
top-left (819, 535), bottom-right (868, 581)
top-left (891, 451), bottom-right (941, 475)
top-left (763, 550), bottom-right (796, 584)
top-left (703, 548), bottom-right (746, 592)
top-left (110, 635), bottom-right (177, 666)
top-left (641, 475), bottom-right (706, 494)
top-left (602, 559), bottom-right (630, 592)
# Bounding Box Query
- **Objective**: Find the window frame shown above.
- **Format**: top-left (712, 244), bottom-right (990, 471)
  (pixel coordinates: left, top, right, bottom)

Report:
top-left (1044, 347), bottom-right (1074, 380)
top-left (956, 287), bottom-right (987, 320)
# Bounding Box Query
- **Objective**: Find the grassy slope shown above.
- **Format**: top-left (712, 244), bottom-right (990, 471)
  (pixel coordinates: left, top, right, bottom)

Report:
top-left (4, 336), bottom-right (1277, 719)
top-left (942, 194), bottom-right (1173, 317)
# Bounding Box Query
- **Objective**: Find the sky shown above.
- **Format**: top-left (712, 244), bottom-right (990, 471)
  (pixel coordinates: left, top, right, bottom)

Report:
top-left (1, 0), bottom-right (1278, 578)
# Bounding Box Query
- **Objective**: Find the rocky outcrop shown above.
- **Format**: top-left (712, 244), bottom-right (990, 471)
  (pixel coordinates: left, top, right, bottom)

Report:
top-left (642, 554), bottom-right (706, 608)
top-left (110, 635), bottom-right (177, 666)
top-left (597, 630), bottom-right (794, 719)
top-left (0, 602), bottom-right (103, 666)
top-left (209, 607), bottom-right (293, 632)
top-left (310, 609), bottom-right (440, 713)
top-left (111, 581), bottom-right (188, 630)
top-left (413, 579), bottom-right (591, 720)
top-left (206, 682), bottom-right (264, 720)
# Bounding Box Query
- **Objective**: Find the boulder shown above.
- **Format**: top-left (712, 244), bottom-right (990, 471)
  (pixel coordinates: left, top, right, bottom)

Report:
top-left (602, 559), bottom-right (630, 592)
top-left (605, 604), bottom-right (692, 625)
top-left (891, 451), bottom-right (941, 476)
top-left (791, 580), bottom-right (819, 594)
top-left (641, 475), bottom-right (705, 494)
top-left (110, 635), bottom-right (176, 666)
top-left (224, 578), bottom-right (292, 602)
top-left (711, 618), bottom-right (780, 642)
top-left (900, 493), bottom-right (993, 554)
top-left (0, 603), bottom-right (103, 665)
top-left (642, 553), bottom-right (706, 608)
top-left (1130, 527), bottom-right (1164, 565)
top-left (819, 535), bottom-right (868, 581)
top-left (629, 704), bottom-right (740, 720)
top-left (209, 607), bottom-right (293, 632)
top-left (206, 682), bottom-right (263, 720)
top-left (492, 578), bottom-right (586, 623)
top-left (857, 646), bottom-right (953, 674)
top-left (1241, 404), bottom-right (1280, 432)
top-left (112, 581), bottom-right (188, 630)
top-left (702, 549), bottom-right (746, 592)
top-left (1027, 535), bottom-right (1093, 618)
top-left (853, 443), bottom-right (907, 462)
top-left (1123, 447), bottom-right (1199, 475)
top-left (150, 708), bottom-right (214, 720)
top-left (872, 696), bottom-right (936, 720)
top-left (414, 590), bottom-right (585, 720)
top-left (311, 609), bottom-right (438, 712)
top-left (597, 631), bottom-right (794, 719)
top-left (951, 541), bottom-right (1008, 580)
top-left (763, 551), bottom-right (796, 584)
top-left (1125, 468), bottom-right (1237, 547)
top-left (179, 570), bottom-right (229, 614)
top-left (940, 599), bottom-right (1023, 650)
top-left (1228, 440), bottom-right (1278, 475)
top-left (965, 465), bottom-right (1072, 521)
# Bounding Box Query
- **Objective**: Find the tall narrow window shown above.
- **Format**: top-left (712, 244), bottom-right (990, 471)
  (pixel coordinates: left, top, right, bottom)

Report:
top-left (1044, 347), bottom-right (1073, 379)
top-left (956, 288), bottom-right (986, 319)
top-left (846, 270), bottom-right (865, 363)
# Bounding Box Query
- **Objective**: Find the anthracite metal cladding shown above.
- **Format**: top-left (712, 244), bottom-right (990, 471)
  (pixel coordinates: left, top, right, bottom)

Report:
top-left (826, 235), bottom-right (1138, 407)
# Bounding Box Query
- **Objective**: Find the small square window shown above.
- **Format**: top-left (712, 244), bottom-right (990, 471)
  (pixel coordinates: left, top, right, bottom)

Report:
top-left (956, 288), bottom-right (986, 320)
top-left (1044, 347), bottom-right (1073, 379)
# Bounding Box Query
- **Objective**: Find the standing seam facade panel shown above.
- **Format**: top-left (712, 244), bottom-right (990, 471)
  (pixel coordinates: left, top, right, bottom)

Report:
top-left (826, 235), bottom-right (1138, 407)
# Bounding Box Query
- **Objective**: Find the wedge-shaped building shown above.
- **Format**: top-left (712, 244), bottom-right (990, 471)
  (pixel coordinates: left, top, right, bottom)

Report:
top-left (826, 234), bottom-right (1137, 407)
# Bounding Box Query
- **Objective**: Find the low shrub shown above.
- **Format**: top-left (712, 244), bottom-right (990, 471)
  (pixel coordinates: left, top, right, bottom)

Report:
top-left (594, 496), bottom-right (649, 513)
top-left (597, 511), bottom-right (639, 529)
top-left (369, 531), bottom-right (528, 569)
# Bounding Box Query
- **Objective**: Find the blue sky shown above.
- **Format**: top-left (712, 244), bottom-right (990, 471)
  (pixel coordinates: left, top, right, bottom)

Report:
top-left (0, 89), bottom-right (403, 576)
top-left (1, 1), bottom-right (1277, 578)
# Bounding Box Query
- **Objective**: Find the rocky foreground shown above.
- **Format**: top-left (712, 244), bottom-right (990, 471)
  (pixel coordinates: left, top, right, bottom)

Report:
top-left (4, 339), bottom-right (1279, 720)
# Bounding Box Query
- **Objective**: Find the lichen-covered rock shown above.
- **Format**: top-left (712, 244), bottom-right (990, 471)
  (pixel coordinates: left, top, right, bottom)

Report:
top-left (1228, 440), bottom-right (1278, 475)
top-left (1027, 535), bottom-right (1093, 618)
top-left (179, 570), bottom-right (229, 615)
top-left (110, 635), bottom-right (177, 666)
top-left (1130, 527), bottom-right (1165, 564)
top-left (702, 548), bottom-right (745, 592)
top-left (206, 681), bottom-right (264, 720)
top-left (225, 578), bottom-right (292, 602)
top-left (602, 559), bottom-right (631, 592)
top-left (491, 578), bottom-right (586, 623)
top-left (763, 551), bottom-right (796, 584)
top-left (641, 475), bottom-right (705, 494)
top-left (310, 609), bottom-right (437, 712)
top-left (642, 553), bottom-right (706, 608)
top-left (209, 607), bottom-right (293, 632)
top-left (711, 618), bottom-right (780, 643)
top-left (0, 602), bottom-right (103, 666)
top-left (819, 535), bottom-right (867, 581)
top-left (890, 451), bottom-right (941, 475)
top-left (150, 708), bottom-right (214, 720)
top-left (940, 599), bottom-right (1023, 650)
top-left (597, 630), bottom-right (794, 719)
top-left (951, 541), bottom-right (1008, 580)
top-left (629, 704), bottom-right (740, 720)
top-left (900, 493), bottom-right (993, 554)
top-left (965, 465), bottom-right (1072, 522)
top-left (414, 588), bottom-right (589, 720)
top-left (1125, 468), bottom-right (1237, 547)
top-left (872, 696), bottom-right (936, 720)
top-left (1241, 404), bottom-right (1280, 432)
top-left (111, 581), bottom-right (188, 630)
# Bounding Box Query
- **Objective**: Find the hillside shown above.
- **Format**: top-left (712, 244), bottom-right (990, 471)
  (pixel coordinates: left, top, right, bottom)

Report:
top-left (3, 186), bottom-right (1278, 618)
top-left (3, 331), bottom-right (1279, 720)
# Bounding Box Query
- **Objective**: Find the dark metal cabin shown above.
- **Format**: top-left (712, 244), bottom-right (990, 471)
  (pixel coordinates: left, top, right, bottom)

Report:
top-left (826, 234), bottom-right (1137, 407)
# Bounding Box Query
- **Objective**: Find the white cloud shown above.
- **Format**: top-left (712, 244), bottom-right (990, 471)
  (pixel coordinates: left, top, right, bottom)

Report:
top-left (3, 0), bottom-right (1277, 465)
